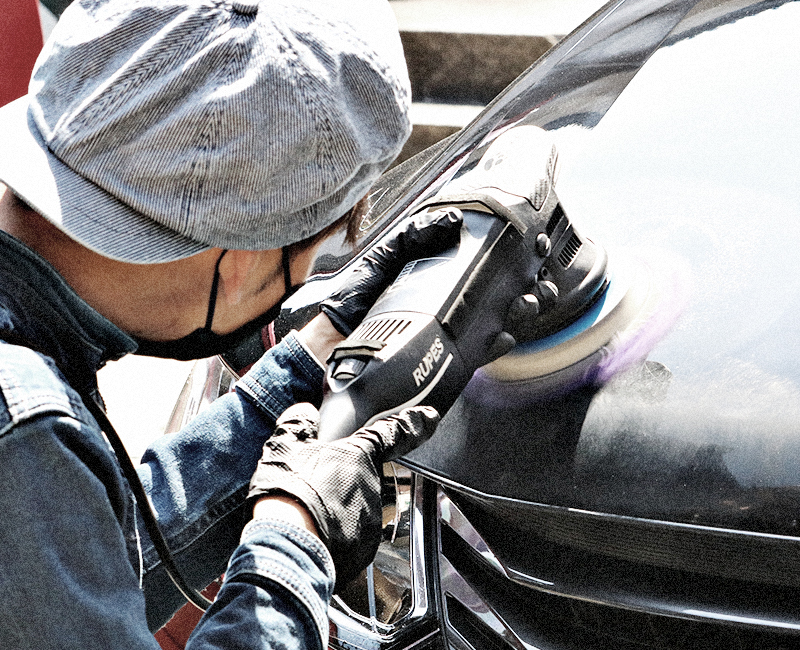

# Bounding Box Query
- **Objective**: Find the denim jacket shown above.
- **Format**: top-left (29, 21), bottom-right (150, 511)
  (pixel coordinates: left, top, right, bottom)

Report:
top-left (0, 230), bottom-right (334, 649)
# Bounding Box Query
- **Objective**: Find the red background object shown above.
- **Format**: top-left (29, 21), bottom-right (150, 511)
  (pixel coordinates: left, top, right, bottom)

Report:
top-left (0, 0), bottom-right (43, 106)
top-left (154, 580), bottom-right (223, 650)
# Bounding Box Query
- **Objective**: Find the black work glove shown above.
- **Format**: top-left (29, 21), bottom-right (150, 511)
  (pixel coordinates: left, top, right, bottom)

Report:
top-left (320, 207), bottom-right (463, 336)
top-left (248, 402), bottom-right (440, 585)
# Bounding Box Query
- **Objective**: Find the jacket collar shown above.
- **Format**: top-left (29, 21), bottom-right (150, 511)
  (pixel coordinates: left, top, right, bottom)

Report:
top-left (0, 230), bottom-right (136, 392)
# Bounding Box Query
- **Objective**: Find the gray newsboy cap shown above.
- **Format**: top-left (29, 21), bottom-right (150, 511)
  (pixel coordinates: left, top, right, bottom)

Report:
top-left (0, 0), bottom-right (411, 263)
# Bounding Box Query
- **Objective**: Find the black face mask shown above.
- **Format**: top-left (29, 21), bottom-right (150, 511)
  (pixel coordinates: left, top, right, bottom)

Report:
top-left (134, 248), bottom-right (302, 360)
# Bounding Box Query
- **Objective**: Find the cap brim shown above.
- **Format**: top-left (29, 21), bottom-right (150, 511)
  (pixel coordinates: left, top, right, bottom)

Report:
top-left (0, 96), bottom-right (209, 263)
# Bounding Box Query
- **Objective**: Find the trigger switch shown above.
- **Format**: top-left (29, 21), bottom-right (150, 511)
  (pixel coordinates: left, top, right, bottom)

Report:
top-left (332, 358), bottom-right (367, 381)
top-left (536, 233), bottom-right (551, 257)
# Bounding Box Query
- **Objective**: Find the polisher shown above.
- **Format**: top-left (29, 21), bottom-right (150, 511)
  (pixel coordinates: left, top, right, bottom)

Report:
top-left (317, 125), bottom-right (675, 441)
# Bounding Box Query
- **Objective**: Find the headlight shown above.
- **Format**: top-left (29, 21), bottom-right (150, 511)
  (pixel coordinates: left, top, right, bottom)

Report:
top-left (329, 461), bottom-right (435, 648)
top-left (333, 462), bottom-right (416, 623)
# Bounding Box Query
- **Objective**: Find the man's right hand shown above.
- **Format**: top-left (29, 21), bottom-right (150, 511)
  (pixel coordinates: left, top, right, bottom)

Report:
top-left (320, 207), bottom-right (463, 336)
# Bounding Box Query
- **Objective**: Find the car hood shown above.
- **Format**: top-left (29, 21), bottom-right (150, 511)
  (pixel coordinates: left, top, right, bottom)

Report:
top-left (402, 0), bottom-right (800, 539)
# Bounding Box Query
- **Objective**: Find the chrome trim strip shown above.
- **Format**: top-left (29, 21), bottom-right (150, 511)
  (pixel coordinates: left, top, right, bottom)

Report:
top-left (431, 482), bottom-right (800, 631)
top-left (409, 473), bottom-right (430, 618)
top-left (438, 491), bottom-right (508, 578)
top-left (439, 554), bottom-right (534, 650)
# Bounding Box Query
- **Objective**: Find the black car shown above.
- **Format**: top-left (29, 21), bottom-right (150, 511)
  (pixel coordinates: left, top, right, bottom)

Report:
top-left (166, 0), bottom-right (800, 647)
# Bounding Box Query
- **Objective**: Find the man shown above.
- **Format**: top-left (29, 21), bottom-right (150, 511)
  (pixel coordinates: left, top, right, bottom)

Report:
top-left (0, 0), bottom-right (461, 647)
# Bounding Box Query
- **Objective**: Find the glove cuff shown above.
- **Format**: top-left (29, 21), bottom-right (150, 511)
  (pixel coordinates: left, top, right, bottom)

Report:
top-left (247, 479), bottom-right (333, 552)
top-left (319, 303), bottom-right (355, 337)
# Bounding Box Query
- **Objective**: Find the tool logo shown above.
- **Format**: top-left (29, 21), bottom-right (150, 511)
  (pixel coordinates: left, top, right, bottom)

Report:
top-left (413, 336), bottom-right (445, 387)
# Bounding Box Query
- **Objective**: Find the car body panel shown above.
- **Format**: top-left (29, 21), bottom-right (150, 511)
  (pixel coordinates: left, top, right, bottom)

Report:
top-left (402, 0), bottom-right (800, 540)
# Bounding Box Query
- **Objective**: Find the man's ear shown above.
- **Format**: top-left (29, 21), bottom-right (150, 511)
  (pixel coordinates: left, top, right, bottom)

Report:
top-left (216, 249), bottom-right (261, 306)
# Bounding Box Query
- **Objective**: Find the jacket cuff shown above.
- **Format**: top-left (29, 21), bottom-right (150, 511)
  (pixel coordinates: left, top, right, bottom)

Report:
top-left (236, 332), bottom-right (326, 423)
top-left (226, 518), bottom-right (335, 646)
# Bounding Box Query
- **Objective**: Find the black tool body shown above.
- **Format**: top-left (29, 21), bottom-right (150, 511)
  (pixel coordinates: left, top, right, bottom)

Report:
top-left (317, 126), bottom-right (607, 441)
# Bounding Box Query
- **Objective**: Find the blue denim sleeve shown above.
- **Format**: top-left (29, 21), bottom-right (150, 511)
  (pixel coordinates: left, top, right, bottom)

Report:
top-left (186, 520), bottom-right (334, 650)
top-left (137, 333), bottom-right (327, 630)
top-left (235, 333), bottom-right (326, 423)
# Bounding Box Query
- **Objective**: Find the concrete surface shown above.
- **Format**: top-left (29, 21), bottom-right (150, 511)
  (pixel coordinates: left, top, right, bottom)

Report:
top-left (390, 0), bottom-right (607, 35)
top-left (390, 0), bottom-right (609, 162)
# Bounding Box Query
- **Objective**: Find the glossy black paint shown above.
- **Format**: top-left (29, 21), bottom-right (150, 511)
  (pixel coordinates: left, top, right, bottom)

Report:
top-left (402, 0), bottom-right (800, 540)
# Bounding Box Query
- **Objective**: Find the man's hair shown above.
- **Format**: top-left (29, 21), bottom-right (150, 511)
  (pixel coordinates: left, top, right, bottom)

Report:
top-left (289, 195), bottom-right (369, 255)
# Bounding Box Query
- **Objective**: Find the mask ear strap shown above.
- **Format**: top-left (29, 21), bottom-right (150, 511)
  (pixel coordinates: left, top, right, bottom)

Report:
top-left (281, 246), bottom-right (293, 292)
top-left (205, 249), bottom-right (229, 330)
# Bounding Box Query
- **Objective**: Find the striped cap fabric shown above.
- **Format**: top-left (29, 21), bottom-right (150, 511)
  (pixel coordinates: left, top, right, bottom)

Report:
top-left (0, 0), bottom-right (411, 263)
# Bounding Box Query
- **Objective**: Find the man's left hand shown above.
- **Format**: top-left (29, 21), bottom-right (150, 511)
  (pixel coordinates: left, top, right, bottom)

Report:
top-left (248, 402), bottom-right (440, 586)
